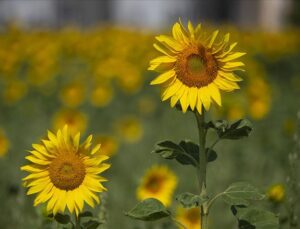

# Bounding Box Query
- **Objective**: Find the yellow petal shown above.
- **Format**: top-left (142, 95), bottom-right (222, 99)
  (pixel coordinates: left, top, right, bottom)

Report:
top-left (208, 84), bottom-right (222, 106)
top-left (219, 52), bottom-right (246, 62)
top-left (25, 155), bottom-right (50, 165)
top-left (150, 70), bottom-right (176, 85)
top-left (222, 61), bottom-right (245, 69)
top-left (153, 43), bottom-right (175, 57)
top-left (218, 71), bottom-right (243, 82)
top-left (91, 144), bottom-right (101, 155)
top-left (188, 87), bottom-right (198, 110)
top-left (196, 95), bottom-right (203, 114)
top-left (156, 35), bottom-right (184, 52)
top-left (172, 22), bottom-right (189, 44)
top-left (170, 85), bottom-right (185, 107)
top-left (198, 87), bottom-right (211, 111)
top-left (214, 76), bottom-right (240, 91)
top-left (66, 191), bottom-right (75, 213)
top-left (208, 30), bottom-right (219, 48)
top-left (161, 79), bottom-right (182, 101)
top-left (179, 88), bottom-right (189, 113)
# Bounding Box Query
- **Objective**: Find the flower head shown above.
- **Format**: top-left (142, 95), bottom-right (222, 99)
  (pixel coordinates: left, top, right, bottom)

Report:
top-left (176, 207), bottom-right (201, 229)
top-left (267, 184), bottom-right (285, 203)
top-left (136, 165), bottom-right (177, 206)
top-left (149, 20), bottom-right (245, 113)
top-left (21, 126), bottom-right (110, 216)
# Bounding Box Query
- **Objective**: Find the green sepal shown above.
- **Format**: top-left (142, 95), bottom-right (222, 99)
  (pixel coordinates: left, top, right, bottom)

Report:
top-left (207, 119), bottom-right (252, 140)
top-left (222, 182), bottom-right (265, 206)
top-left (54, 213), bottom-right (71, 225)
top-left (231, 206), bottom-right (279, 229)
top-left (125, 198), bottom-right (170, 221)
top-left (82, 219), bottom-right (102, 229)
top-left (79, 211), bottom-right (93, 218)
top-left (176, 192), bottom-right (208, 208)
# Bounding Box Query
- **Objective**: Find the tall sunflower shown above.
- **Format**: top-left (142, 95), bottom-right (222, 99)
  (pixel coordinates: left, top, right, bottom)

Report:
top-left (149, 20), bottom-right (245, 113)
top-left (136, 165), bottom-right (177, 206)
top-left (176, 207), bottom-right (201, 229)
top-left (21, 126), bottom-right (110, 216)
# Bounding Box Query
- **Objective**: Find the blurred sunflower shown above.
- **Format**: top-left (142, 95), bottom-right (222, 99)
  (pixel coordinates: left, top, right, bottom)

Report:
top-left (116, 116), bottom-right (143, 143)
top-left (21, 126), bottom-right (110, 216)
top-left (94, 135), bottom-right (119, 157)
top-left (52, 109), bottom-right (87, 135)
top-left (149, 20), bottom-right (245, 113)
top-left (267, 184), bottom-right (285, 203)
top-left (137, 165), bottom-right (177, 206)
top-left (176, 207), bottom-right (201, 229)
top-left (89, 83), bottom-right (114, 108)
top-left (2, 79), bottom-right (27, 105)
top-left (59, 82), bottom-right (86, 107)
top-left (0, 129), bottom-right (10, 157)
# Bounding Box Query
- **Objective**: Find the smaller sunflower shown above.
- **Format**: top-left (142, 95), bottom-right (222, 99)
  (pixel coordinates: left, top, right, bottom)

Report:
top-left (136, 165), bottom-right (177, 207)
top-left (0, 128), bottom-right (10, 157)
top-left (21, 126), bottom-right (110, 216)
top-left (267, 184), bottom-right (285, 203)
top-left (176, 207), bottom-right (201, 229)
top-left (52, 109), bottom-right (87, 135)
top-left (116, 116), bottom-right (143, 143)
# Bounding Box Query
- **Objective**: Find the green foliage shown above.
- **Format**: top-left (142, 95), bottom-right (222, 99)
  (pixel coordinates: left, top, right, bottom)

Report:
top-left (152, 140), bottom-right (199, 166)
top-left (232, 206), bottom-right (279, 229)
top-left (54, 213), bottom-right (71, 225)
top-left (221, 182), bottom-right (265, 206)
top-left (82, 220), bottom-right (102, 229)
top-left (207, 119), bottom-right (253, 140)
top-left (79, 211), bottom-right (94, 218)
top-left (125, 198), bottom-right (170, 221)
top-left (206, 148), bottom-right (217, 162)
top-left (176, 192), bottom-right (208, 208)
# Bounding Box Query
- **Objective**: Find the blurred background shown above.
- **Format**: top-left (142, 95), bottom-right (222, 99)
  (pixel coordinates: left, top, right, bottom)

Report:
top-left (0, 0), bottom-right (299, 228)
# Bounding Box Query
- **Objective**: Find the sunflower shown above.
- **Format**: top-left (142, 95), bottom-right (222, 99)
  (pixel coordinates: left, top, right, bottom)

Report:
top-left (136, 165), bottom-right (177, 206)
top-left (149, 20), bottom-right (245, 113)
top-left (176, 207), bottom-right (201, 229)
top-left (52, 109), bottom-right (87, 135)
top-left (267, 184), bottom-right (285, 203)
top-left (0, 128), bottom-right (10, 157)
top-left (21, 126), bottom-right (110, 216)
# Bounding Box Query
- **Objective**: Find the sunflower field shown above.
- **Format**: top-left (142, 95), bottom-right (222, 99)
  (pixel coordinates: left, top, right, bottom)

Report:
top-left (0, 20), bottom-right (300, 229)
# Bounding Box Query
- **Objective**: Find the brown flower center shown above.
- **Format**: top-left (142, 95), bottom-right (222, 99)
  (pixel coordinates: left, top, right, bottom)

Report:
top-left (185, 208), bottom-right (200, 224)
top-left (145, 175), bottom-right (164, 193)
top-left (49, 153), bottom-right (85, 190)
top-left (176, 44), bottom-right (218, 88)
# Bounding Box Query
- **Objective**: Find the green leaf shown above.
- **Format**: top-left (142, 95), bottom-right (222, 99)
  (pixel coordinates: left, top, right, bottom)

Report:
top-left (152, 140), bottom-right (199, 166)
top-left (176, 192), bottom-right (208, 208)
top-left (177, 140), bottom-right (199, 166)
top-left (54, 213), bottom-right (70, 225)
top-left (82, 219), bottom-right (101, 229)
top-left (208, 119), bottom-right (252, 140)
top-left (222, 182), bottom-right (265, 206)
top-left (233, 206), bottom-right (279, 229)
top-left (206, 149), bottom-right (217, 162)
top-left (125, 198), bottom-right (170, 221)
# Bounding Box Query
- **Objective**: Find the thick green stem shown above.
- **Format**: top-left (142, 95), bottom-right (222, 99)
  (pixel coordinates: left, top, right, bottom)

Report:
top-left (195, 111), bottom-right (209, 229)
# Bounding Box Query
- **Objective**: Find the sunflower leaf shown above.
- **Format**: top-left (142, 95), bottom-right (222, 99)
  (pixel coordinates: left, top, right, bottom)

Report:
top-left (231, 206), bottom-right (279, 229)
top-left (125, 198), bottom-right (170, 221)
top-left (79, 211), bottom-right (93, 218)
top-left (222, 182), bottom-right (265, 206)
top-left (152, 140), bottom-right (199, 166)
top-left (54, 213), bottom-right (70, 225)
top-left (207, 119), bottom-right (252, 140)
top-left (176, 192), bottom-right (208, 208)
top-left (206, 148), bottom-right (217, 162)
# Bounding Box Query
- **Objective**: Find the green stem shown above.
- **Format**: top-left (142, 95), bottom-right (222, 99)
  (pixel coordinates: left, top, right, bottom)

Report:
top-left (74, 214), bottom-right (81, 229)
top-left (194, 111), bottom-right (209, 229)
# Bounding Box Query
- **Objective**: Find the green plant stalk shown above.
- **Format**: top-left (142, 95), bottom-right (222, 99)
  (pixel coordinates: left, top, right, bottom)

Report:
top-left (195, 111), bottom-right (209, 229)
